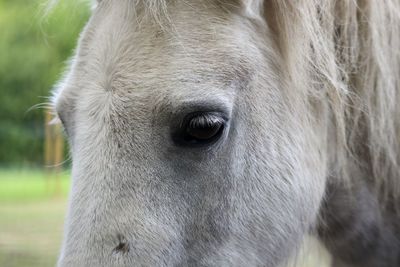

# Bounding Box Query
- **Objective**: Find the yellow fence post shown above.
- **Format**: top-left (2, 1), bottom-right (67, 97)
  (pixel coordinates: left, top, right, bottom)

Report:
top-left (44, 110), bottom-right (64, 197)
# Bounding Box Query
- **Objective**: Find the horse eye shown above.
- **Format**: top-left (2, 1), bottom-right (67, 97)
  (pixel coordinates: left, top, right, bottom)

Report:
top-left (174, 112), bottom-right (226, 147)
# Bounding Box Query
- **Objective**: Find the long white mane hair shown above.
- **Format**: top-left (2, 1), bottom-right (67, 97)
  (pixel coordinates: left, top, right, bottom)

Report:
top-left (266, 0), bottom-right (400, 198)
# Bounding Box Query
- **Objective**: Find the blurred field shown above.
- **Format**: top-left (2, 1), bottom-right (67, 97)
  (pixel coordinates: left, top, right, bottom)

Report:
top-left (0, 0), bottom-right (88, 265)
top-left (0, 169), bottom-right (70, 202)
top-left (0, 169), bottom-right (70, 267)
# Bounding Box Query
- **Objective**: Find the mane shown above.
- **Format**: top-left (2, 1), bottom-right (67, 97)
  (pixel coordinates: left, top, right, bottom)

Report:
top-left (269, 0), bottom-right (400, 198)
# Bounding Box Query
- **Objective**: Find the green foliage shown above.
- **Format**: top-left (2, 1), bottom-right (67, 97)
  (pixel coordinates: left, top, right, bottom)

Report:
top-left (0, 0), bottom-right (90, 167)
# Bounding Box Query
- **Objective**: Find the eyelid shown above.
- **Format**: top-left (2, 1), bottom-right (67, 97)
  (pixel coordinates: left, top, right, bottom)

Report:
top-left (172, 99), bottom-right (232, 119)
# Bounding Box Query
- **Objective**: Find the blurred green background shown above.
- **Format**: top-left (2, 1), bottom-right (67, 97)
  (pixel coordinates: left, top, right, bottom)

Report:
top-left (0, 0), bottom-right (89, 266)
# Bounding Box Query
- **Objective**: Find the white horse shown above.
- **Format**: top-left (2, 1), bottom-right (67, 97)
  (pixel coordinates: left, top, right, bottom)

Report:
top-left (52, 1), bottom-right (400, 266)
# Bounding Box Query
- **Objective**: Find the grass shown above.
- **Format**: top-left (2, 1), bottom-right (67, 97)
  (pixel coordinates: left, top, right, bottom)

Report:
top-left (0, 168), bottom-right (70, 267)
top-left (0, 168), bottom-right (70, 202)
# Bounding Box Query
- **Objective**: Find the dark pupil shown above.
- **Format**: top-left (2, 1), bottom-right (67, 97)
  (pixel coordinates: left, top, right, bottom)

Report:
top-left (185, 116), bottom-right (223, 141)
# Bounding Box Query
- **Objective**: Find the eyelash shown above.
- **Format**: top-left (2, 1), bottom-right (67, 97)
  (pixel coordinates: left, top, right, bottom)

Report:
top-left (173, 112), bottom-right (228, 147)
top-left (186, 114), bottom-right (225, 129)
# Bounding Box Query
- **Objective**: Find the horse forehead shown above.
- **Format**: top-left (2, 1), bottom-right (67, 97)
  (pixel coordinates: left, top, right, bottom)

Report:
top-left (86, 0), bottom-right (256, 62)
top-left (79, 30), bottom-right (252, 95)
top-left (72, 0), bottom-right (257, 101)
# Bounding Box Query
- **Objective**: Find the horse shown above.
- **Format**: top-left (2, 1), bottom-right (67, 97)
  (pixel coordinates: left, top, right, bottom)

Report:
top-left (51, 0), bottom-right (400, 266)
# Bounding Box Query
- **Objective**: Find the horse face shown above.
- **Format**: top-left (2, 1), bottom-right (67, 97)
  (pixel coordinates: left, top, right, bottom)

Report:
top-left (55, 1), bottom-right (327, 266)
